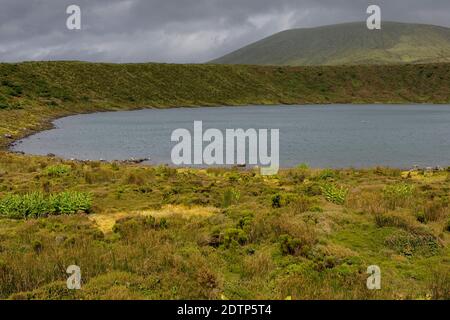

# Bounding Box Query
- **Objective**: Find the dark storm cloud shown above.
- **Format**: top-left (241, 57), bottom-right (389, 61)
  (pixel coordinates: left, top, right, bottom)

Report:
top-left (0, 0), bottom-right (449, 63)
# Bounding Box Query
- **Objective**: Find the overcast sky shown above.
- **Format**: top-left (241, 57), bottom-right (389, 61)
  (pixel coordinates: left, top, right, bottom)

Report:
top-left (0, 0), bottom-right (449, 63)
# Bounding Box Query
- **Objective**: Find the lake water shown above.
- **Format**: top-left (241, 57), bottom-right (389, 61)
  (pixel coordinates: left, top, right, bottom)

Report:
top-left (12, 105), bottom-right (450, 168)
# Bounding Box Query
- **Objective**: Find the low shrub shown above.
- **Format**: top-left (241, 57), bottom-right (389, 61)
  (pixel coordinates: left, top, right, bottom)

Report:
top-left (237, 212), bottom-right (253, 231)
top-left (302, 183), bottom-right (322, 196)
top-left (44, 164), bottom-right (72, 176)
top-left (374, 212), bottom-right (418, 233)
top-left (113, 215), bottom-right (167, 237)
top-left (279, 234), bottom-right (310, 256)
top-left (445, 219), bottom-right (450, 232)
top-left (415, 211), bottom-right (427, 224)
top-left (317, 169), bottom-right (337, 181)
top-left (223, 228), bottom-right (248, 247)
top-left (1, 80), bottom-right (23, 97)
top-left (297, 163), bottom-right (309, 170)
top-left (385, 232), bottom-right (439, 257)
top-left (290, 195), bottom-right (315, 213)
top-left (309, 206), bottom-right (323, 213)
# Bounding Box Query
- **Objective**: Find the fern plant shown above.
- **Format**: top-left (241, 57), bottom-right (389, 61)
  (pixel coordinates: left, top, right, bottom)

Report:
top-left (0, 191), bottom-right (92, 219)
top-left (321, 183), bottom-right (348, 205)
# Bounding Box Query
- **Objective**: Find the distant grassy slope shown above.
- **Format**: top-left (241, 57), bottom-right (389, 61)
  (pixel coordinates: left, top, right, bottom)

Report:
top-left (211, 22), bottom-right (450, 66)
top-left (1, 61), bottom-right (450, 148)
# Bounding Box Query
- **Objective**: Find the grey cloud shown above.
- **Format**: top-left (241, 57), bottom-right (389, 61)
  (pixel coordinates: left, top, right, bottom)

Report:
top-left (0, 0), bottom-right (449, 63)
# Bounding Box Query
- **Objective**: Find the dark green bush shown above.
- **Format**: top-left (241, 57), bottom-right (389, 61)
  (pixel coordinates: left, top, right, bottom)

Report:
top-left (309, 206), bottom-right (323, 213)
top-left (1, 80), bottom-right (23, 97)
top-left (445, 219), bottom-right (450, 232)
top-left (159, 217), bottom-right (168, 229)
top-left (302, 183), bottom-right (322, 196)
top-left (385, 232), bottom-right (439, 257)
top-left (279, 234), bottom-right (309, 256)
top-left (271, 194), bottom-right (282, 208)
top-left (223, 228), bottom-right (248, 247)
top-left (44, 165), bottom-right (71, 177)
top-left (32, 240), bottom-right (43, 254)
top-left (318, 169), bottom-right (337, 180)
top-left (416, 211), bottom-right (427, 224)
top-left (113, 217), bottom-right (143, 236)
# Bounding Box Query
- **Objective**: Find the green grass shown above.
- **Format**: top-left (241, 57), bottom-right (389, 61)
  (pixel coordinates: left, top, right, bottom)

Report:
top-left (44, 165), bottom-right (72, 177)
top-left (212, 22), bottom-right (450, 66)
top-left (0, 153), bottom-right (448, 300)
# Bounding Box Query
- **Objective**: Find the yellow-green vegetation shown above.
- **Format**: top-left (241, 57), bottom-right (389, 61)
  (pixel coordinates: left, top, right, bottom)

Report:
top-left (0, 61), bottom-right (449, 300)
top-left (0, 153), bottom-right (448, 300)
top-left (0, 191), bottom-right (92, 219)
top-left (1, 61), bottom-right (450, 148)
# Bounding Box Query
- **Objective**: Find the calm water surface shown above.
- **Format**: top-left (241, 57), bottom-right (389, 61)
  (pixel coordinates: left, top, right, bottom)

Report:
top-left (12, 105), bottom-right (450, 168)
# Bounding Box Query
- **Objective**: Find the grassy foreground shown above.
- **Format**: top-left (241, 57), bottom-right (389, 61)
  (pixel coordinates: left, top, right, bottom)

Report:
top-left (1, 62), bottom-right (450, 148)
top-left (0, 153), bottom-right (448, 300)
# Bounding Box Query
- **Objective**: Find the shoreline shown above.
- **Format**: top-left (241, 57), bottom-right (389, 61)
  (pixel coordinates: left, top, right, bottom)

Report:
top-left (8, 101), bottom-right (444, 148)
top-left (8, 103), bottom-right (450, 171)
top-left (2, 61), bottom-right (450, 157)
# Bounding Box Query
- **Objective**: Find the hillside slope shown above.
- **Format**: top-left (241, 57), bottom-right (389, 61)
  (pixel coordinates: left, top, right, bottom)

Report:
top-left (1, 62), bottom-right (450, 148)
top-left (211, 22), bottom-right (450, 66)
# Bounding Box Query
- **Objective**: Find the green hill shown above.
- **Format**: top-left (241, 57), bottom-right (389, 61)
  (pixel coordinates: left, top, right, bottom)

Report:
top-left (211, 22), bottom-right (450, 66)
top-left (1, 61), bottom-right (450, 148)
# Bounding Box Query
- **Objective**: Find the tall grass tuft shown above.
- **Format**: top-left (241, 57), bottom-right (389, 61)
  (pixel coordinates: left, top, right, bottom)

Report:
top-left (382, 183), bottom-right (414, 210)
top-left (222, 188), bottom-right (240, 208)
